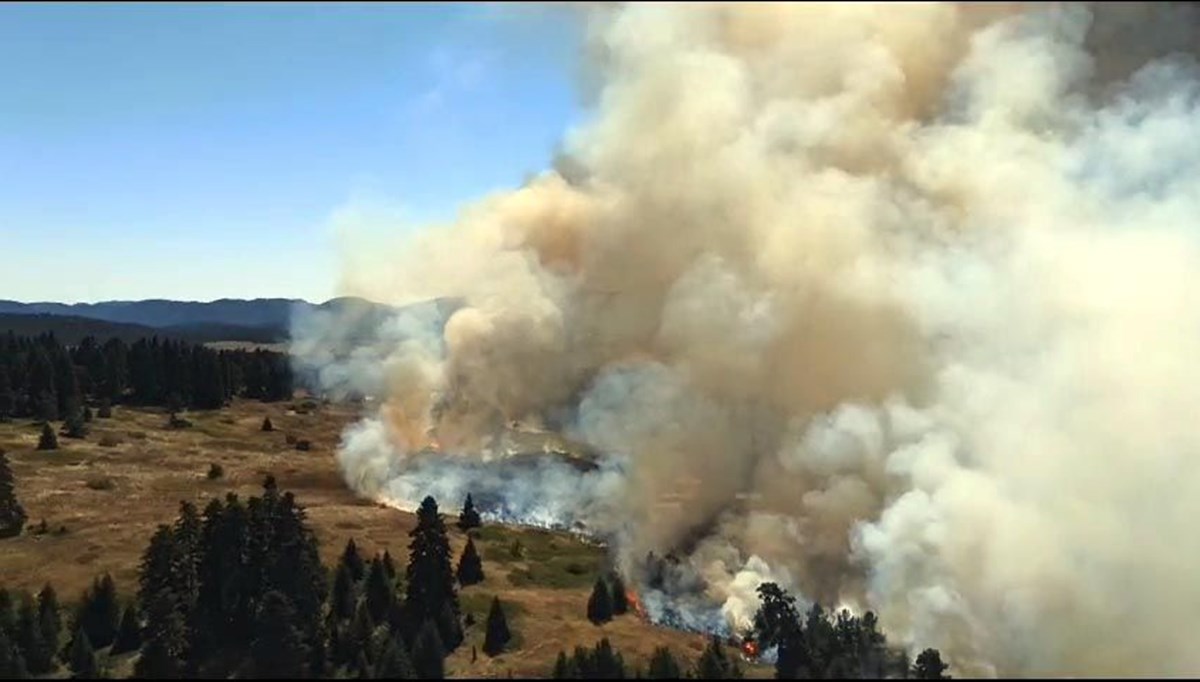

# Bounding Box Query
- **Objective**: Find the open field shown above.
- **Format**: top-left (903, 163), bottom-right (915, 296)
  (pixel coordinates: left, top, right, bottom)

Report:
top-left (0, 398), bottom-right (769, 678)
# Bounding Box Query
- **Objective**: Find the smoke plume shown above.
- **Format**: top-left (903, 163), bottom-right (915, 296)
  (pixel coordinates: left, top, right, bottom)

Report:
top-left (292, 2), bottom-right (1200, 676)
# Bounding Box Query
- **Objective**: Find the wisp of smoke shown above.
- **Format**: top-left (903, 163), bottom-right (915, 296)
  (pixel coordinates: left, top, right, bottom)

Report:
top-left (291, 2), bottom-right (1200, 676)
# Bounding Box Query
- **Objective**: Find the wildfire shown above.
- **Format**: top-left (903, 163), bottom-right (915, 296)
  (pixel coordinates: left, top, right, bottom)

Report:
top-left (741, 639), bottom-right (759, 659)
top-left (428, 439), bottom-right (441, 452)
top-left (626, 589), bottom-right (646, 619)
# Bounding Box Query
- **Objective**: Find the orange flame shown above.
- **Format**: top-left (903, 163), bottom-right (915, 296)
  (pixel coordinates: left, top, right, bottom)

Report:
top-left (741, 640), bottom-right (759, 658)
top-left (626, 589), bottom-right (646, 619)
top-left (428, 439), bottom-right (441, 452)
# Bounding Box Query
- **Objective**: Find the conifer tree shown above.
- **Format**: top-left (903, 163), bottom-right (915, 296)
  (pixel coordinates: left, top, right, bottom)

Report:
top-left (331, 563), bottom-right (357, 621)
top-left (365, 557), bottom-right (393, 625)
top-left (404, 497), bottom-right (458, 631)
top-left (15, 594), bottom-right (53, 675)
top-left (912, 648), bottom-right (950, 679)
top-left (341, 538), bottom-right (366, 583)
top-left (0, 626), bottom-right (28, 680)
top-left (647, 646), bottom-right (682, 679)
top-left (373, 631), bottom-right (415, 679)
top-left (35, 584), bottom-right (61, 660)
top-left (587, 577), bottom-right (613, 625)
top-left (694, 636), bottom-right (742, 679)
top-left (63, 402), bottom-right (88, 439)
top-left (456, 537), bottom-right (484, 586)
top-left (249, 591), bottom-right (309, 679)
top-left (96, 401), bottom-right (112, 419)
top-left (457, 494), bottom-right (481, 531)
top-left (75, 574), bottom-right (119, 649)
top-left (67, 627), bottom-right (97, 680)
top-left (552, 650), bottom-right (573, 679)
top-left (36, 423), bottom-right (57, 451)
top-left (411, 620), bottom-right (446, 680)
top-left (382, 550), bottom-right (396, 581)
top-left (482, 597), bottom-right (512, 657)
top-left (112, 604), bottom-right (141, 655)
top-left (609, 573), bottom-right (629, 616)
top-left (0, 450), bottom-right (27, 538)
top-left (348, 602), bottom-right (376, 670)
top-left (592, 638), bottom-right (626, 679)
top-left (261, 417), bottom-right (273, 432)
top-left (82, 406), bottom-right (93, 423)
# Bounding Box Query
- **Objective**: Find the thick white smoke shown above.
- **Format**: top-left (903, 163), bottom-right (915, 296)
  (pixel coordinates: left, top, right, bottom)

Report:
top-left (292, 2), bottom-right (1200, 676)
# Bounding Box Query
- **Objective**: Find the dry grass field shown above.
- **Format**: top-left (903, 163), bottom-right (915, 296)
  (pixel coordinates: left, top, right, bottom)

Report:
top-left (0, 398), bottom-right (769, 678)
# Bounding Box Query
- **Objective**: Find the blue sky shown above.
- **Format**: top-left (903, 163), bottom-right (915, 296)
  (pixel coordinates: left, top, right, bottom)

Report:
top-left (0, 3), bottom-right (584, 303)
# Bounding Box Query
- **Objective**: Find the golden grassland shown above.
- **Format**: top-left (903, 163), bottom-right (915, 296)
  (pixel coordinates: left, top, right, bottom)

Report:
top-left (0, 399), bottom-right (770, 678)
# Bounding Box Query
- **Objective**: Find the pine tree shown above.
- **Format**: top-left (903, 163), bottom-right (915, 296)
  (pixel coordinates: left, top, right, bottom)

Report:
top-left (592, 638), bottom-right (626, 679)
top-left (411, 620), bottom-right (446, 680)
top-left (587, 578), bottom-right (613, 625)
top-left (97, 401), bottom-right (112, 419)
top-left (249, 591), bottom-right (309, 679)
top-left (82, 406), bottom-right (93, 423)
top-left (0, 450), bottom-right (27, 538)
top-left (647, 646), bottom-right (682, 679)
top-left (552, 650), bottom-right (574, 679)
top-left (112, 604), bottom-right (141, 655)
top-left (373, 632), bottom-right (415, 679)
top-left (404, 497), bottom-right (458, 631)
top-left (261, 417), bottom-right (273, 432)
top-left (15, 594), bottom-right (53, 674)
top-left (365, 557), bottom-right (393, 625)
top-left (609, 573), bottom-right (629, 616)
top-left (332, 563), bottom-right (357, 621)
top-left (482, 597), bottom-right (512, 657)
top-left (35, 584), bottom-right (61, 659)
top-left (382, 550), bottom-right (397, 581)
top-left (75, 574), bottom-right (119, 649)
top-left (0, 626), bottom-right (29, 679)
top-left (695, 636), bottom-right (742, 679)
top-left (134, 591), bottom-right (185, 679)
top-left (456, 537), bottom-right (484, 586)
top-left (347, 603), bottom-right (376, 670)
top-left (63, 402), bottom-right (88, 439)
top-left (67, 627), bottom-right (97, 680)
top-left (911, 648), bottom-right (950, 679)
top-left (457, 494), bottom-right (482, 531)
top-left (36, 423), bottom-right (58, 451)
top-left (341, 538), bottom-right (366, 583)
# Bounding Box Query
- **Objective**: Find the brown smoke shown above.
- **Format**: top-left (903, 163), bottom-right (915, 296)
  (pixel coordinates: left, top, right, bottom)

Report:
top-left (301, 2), bottom-right (1200, 676)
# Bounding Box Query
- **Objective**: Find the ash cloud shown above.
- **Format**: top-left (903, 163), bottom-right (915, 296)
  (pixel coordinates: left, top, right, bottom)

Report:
top-left (292, 2), bottom-right (1200, 676)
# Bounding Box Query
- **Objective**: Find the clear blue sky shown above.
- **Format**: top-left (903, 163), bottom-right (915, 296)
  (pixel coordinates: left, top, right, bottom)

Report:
top-left (0, 2), bottom-right (583, 303)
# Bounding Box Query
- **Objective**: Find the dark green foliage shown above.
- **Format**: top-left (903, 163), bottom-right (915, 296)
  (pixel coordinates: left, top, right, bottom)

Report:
top-left (553, 650), bottom-right (572, 679)
top-left (609, 573), bottom-right (628, 616)
top-left (112, 604), bottom-right (141, 655)
top-left (0, 451), bottom-right (27, 538)
top-left (331, 563), bottom-right (357, 621)
top-left (63, 404), bottom-right (88, 439)
top-left (35, 585), bottom-right (61, 659)
top-left (436, 601), bottom-right (463, 651)
top-left (646, 646), bottom-right (682, 679)
top-left (404, 497), bottom-right (459, 638)
top-left (365, 557), bottom-right (393, 625)
top-left (37, 422), bottom-right (58, 451)
top-left (458, 494), bottom-right (481, 531)
top-left (554, 638), bottom-right (627, 679)
top-left (341, 538), bottom-right (366, 583)
top-left (206, 462), bottom-right (223, 480)
top-left (15, 593), bottom-right (53, 674)
top-left (695, 636), bottom-right (742, 679)
top-left (912, 648), bottom-right (950, 679)
top-left (587, 577), bottom-right (613, 624)
top-left (347, 603), bottom-right (377, 670)
top-left (456, 537), bottom-right (484, 586)
top-left (373, 632), bottom-right (415, 679)
top-left (74, 574), bottom-right (120, 649)
top-left (482, 597), bottom-right (511, 657)
top-left (134, 594), bottom-right (185, 680)
top-left (382, 550), bottom-right (397, 582)
top-left (0, 626), bottom-right (29, 679)
top-left (82, 406), bottom-right (93, 423)
top-left (248, 591), bottom-right (308, 679)
top-left (67, 627), bottom-right (97, 679)
top-left (411, 620), bottom-right (446, 680)
top-left (261, 416), bottom-right (273, 432)
top-left (96, 401), bottom-right (111, 419)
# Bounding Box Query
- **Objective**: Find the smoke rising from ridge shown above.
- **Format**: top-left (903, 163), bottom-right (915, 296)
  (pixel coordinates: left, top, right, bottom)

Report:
top-left (292, 2), bottom-right (1200, 676)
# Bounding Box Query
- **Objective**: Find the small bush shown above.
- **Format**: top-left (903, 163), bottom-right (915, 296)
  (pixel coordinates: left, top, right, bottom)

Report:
top-left (85, 476), bottom-right (115, 491)
top-left (207, 463), bottom-right (224, 480)
top-left (127, 431), bottom-right (147, 440)
top-left (295, 440), bottom-right (312, 452)
top-left (261, 417), bottom-right (274, 432)
top-left (285, 434), bottom-right (297, 445)
top-left (97, 403), bottom-right (112, 419)
top-left (37, 423), bottom-right (58, 450)
top-left (98, 434), bottom-right (123, 448)
top-left (167, 414), bottom-right (192, 430)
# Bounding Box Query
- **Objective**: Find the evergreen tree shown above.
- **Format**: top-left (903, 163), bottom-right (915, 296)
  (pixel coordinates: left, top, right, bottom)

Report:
top-left (341, 538), bottom-right (366, 583)
top-left (82, 406), bottom-right (93, 423)
top-left (75, 574), bottom-right (119, 649)
top-left (373, 632), bottom-right (415, 679)
top-left (695, 636), bottom-right (742, 679)
top-left (249, 591), bottom-right (309, 679)
top-left (332, 563), bottom-right (357, 621)
top-left (436, 601), bottom-right (463, 651)
top-left (112, 604), bottom-right (141, 655)
top-left (457, 494), bottom-right (481, 531)
top-left (364, 557), bottom-right (393, 625)
top-left (382, 550), bottom-right (397, 581)
top-left (455, 537), bottom-right (485, 586)
top-left (261, 417), bottom-right (273, 432)
top-left (96, 401), bottom-right (112, 419)
top-left (0, 588), bottom-right (16, 639)
top-left (404, 497), bottom-right (458, 631)
top-left (63, 406), bottom-right (88, 439)
top-left (609, 573), bottom-right (629, 616)
top-left (134, 591), bottom-right (186, 678)
top-left (482, 597), bottom-right (512, 657)
top-left (15, 594), bottom-right (53, 675)
top-left (0, 366), bottom-right (14, 422)
top-left (0, 450), bottom-right (27, 538)
top-left (347, 603), bottom-right (377, 671)
top-left (911, 648), bottom-right (950, 679)
top-left (67, 627), bottom-right (97, 680)
top-left (552, 650), bottom-right (574, 679)
top-left (36, 423), bottom-right (58, 451)
top-left (592, 638), bottom-right (626, 679)
top-left (35, 584), bottom-right (61, 659)
top-left (587, 578), bottom-right (613, 625)
top-left (411, 620), bottom-right (446, 680)
top-left (647, 647), bottom-right (682, 679)
top-left (0, 626), bottom-right (29, 679)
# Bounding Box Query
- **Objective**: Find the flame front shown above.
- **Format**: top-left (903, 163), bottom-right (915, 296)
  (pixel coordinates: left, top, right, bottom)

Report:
top-left (626, 589), bottom-right (646, 619)
top-left (741, 640), bottom-right (759, 659)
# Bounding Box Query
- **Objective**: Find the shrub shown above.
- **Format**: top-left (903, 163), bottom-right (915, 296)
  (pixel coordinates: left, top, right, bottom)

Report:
top-left (85, 476), bottom-right (115, 491)
top-left (166, 414), bottom-right (192, 430)
top-left (207, 463), bottom-right (224, 480)
top-left (98, 434), bottom-right (123, 448)
top-left (294, 440), bottom-right (311, 452)
top-left (285, 434), bottom-right (297, 445)
top-left (97, 402), bottom-right (112, 419)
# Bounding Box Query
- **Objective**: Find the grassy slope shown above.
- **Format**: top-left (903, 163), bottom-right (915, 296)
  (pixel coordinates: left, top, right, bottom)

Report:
top-left (0, 400), bottom-right (770, 678)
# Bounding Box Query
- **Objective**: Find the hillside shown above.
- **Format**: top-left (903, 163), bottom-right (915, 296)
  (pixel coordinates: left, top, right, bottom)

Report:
top-left (0, 313), bottom-right (282, 345)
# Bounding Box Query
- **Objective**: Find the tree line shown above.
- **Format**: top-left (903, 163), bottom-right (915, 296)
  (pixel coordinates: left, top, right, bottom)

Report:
top-left (0, 332), bottom-right (292, 422)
